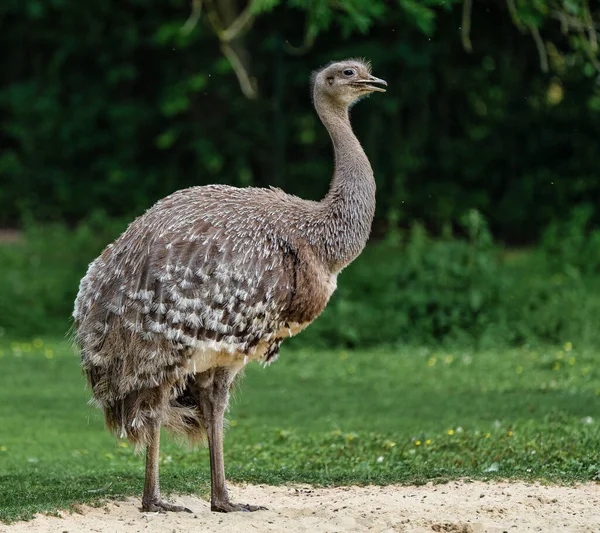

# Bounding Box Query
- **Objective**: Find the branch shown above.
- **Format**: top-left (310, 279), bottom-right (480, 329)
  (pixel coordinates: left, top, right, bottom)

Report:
top-left (505, 0), bottom-right (523, 30)
top-left (529, 24), bottom-right (548, 73)
top-left (461, 0), bottom-right (473, 53)
top-left (549, 4), bottom-right (599, 70)
top-left (181, 0), bottom-right (203, 35)
top-left (549, 10), bottom-right (600, 31)
top-left (220, 3), bottom-right (254, 42)
top-left (507, 0), bottom-right (550, 72)
top-left (284, 25), bottom-right (316, 56)
top-left (204, 0), bottom-right (225, 33)
top-left (582, 0), bottom-right (598, 53)
top-left (578, 29), bottom-right (600, 71)
top-left (204, 0), bottom-right (258, 99)
top-left (221, 42), bottom-right (258, 99)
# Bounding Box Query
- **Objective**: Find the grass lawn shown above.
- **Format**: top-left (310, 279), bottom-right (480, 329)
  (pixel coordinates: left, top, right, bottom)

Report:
top-left (0, 338), bottom-right (599, 522)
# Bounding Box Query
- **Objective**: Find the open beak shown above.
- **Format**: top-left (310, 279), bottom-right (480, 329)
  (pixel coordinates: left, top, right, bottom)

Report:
top-left (355, 75), bottom-right (388, 93)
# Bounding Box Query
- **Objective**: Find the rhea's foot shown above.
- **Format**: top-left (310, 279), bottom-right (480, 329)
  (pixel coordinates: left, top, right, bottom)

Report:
top-left (211, 501), bottom-right (268, 513)
top-left (142, 499), bottom-right (193, 513)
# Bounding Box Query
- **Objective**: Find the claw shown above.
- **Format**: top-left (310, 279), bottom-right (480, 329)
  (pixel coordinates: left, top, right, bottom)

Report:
top-left (142, 500), bottom-right (193, 513)
top-left (211, 502), bottom-right (268, 513)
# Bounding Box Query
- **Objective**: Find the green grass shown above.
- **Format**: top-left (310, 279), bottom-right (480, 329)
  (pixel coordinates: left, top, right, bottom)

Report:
top-left (0, 338), bottom-right (599, 522)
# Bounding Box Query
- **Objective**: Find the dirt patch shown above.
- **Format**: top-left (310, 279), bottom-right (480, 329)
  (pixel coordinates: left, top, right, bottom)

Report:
top-left (0, 229), bottom-right (22, 244)
top-left (1, 480), bottom-right (598, 533)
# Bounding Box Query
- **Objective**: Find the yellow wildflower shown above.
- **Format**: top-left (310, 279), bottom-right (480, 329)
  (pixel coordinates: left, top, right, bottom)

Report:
top-left (425, 439), bottom-right (431, 445)
top-left (564, 342), bottom-right (573, 352)
top-left (0, 445), bottom-right (6, 452)
top-left (485, 433), bottom-right (491, 439)
top-left (507, 431), bottom-right (513, 437)
top-left (447, 429), bottom-right (455, 436)
top-left (427, 357), bottom-right (436, 367)
top-left (415, 440), bottom-right (421, 446)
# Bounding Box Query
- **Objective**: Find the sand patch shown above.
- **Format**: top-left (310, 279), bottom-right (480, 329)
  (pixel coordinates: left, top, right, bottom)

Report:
top-left (1, 480), bottom-right (598, 533)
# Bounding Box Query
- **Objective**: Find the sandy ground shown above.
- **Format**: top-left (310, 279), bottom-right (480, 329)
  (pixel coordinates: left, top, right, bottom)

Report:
top-left (2, 481), bottom-right (599, 533)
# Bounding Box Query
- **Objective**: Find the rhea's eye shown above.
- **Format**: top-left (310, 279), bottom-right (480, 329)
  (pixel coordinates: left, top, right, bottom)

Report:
top-left (343, 69), bottom-right (355, 77)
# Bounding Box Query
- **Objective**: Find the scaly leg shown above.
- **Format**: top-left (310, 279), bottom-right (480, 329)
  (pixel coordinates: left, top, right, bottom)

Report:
top-left (141, 420), bottom-right (192, 513)
top-left (200, 367), bottom-right (267, 513)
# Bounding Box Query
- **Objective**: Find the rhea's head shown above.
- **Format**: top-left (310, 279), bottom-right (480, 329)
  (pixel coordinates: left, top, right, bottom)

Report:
top-left (311, 58), bottom-right (387, 108)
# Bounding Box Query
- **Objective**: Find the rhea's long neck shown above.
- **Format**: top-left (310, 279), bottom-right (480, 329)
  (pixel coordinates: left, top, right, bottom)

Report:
top-left (313, 94), bottom-right (376, 271)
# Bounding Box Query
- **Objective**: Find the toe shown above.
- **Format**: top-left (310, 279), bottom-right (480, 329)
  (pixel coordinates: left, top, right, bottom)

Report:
top-left (142, 500), bottom-right (193, 513)
top-left (212, 501), bottom-right (267, 513)
top-left (173, 505), bottom-right (193, 513)
top-left (243, 504), bottom-right (268, 512)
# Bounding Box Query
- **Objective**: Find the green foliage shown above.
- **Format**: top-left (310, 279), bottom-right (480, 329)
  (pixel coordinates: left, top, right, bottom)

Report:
top-left (0, 341), bottom-right (598, 521)
top-left (301, 210), bottom-right (600, 348)
top-left (542, 204), bottom-right (600, 276)
top-left (1, 0), bottom-right (599, 243)
top-left (0, 215), bottom-right (126, 338)
top-left (307, 210), bottom-right (498, 346)
top-left (2, 211), bottom-right (599, 349)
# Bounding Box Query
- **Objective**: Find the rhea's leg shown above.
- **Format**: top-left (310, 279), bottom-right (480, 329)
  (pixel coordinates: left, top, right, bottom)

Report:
top-left (200, 367), bottom-right (266, 513)
top-left (141, 420), bottom-right (192, 513)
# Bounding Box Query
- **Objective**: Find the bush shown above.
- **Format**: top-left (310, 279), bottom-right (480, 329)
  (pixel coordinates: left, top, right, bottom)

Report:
top-left (541, 205), bottom-right (600, 276)
top-left (1, 211), bottom-right (599, 348)
top-left (2, 1), bottom-right (600, 243)
top-left (301, 210), bottom-right (600, 348)
top-left (303, 210), bottom-right (497, 346)
top-left (0, 213), bottom-right (126, 338)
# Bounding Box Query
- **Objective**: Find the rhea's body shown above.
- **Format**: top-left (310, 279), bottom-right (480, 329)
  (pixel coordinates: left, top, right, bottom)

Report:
top-left (73, 59), bottom-right (386, 513)
top-left (74, 184), bottom-right (352, 441)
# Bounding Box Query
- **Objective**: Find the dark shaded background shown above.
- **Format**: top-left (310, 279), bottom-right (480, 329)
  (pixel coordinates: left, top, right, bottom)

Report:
top-left (1, 0), bottom-right (599, 244)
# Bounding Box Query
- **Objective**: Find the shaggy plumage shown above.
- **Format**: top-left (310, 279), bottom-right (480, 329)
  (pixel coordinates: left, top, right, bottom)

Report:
top-left (73, 58), bottom-right (386, 513)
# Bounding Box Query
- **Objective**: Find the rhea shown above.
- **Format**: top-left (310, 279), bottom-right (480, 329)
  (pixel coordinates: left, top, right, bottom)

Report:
top-left (73, 59), bottom-right (386, 513)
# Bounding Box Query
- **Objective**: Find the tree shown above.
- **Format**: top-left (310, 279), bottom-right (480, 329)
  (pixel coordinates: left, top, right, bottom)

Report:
top-left (185, 0), bottom-right (600, 97)
top-left (0, 0), bottom-right (598, 242)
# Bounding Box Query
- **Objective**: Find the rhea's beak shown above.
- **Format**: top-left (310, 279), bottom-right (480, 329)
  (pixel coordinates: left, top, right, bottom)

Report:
top-left (357, 75), bottom-right (388, 93)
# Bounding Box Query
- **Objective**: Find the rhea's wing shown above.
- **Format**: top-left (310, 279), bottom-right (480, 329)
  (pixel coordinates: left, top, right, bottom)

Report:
top-left (126, 223), bottom-right (298, 355)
